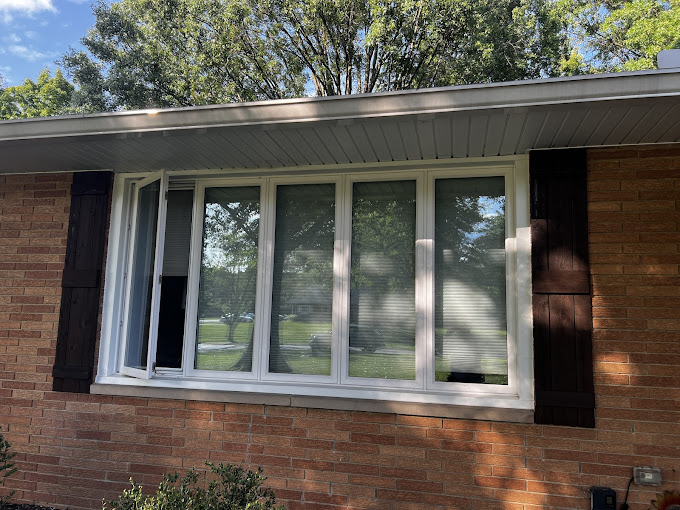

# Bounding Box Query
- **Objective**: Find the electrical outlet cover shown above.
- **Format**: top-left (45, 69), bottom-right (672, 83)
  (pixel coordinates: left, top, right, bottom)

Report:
top-left (634, 466), bottom-right (662, 486)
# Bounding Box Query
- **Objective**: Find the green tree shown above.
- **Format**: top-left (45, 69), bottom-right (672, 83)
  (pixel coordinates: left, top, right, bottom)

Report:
top-left (0, 69), bottom-right (75, 120)
top-left (563, 0), bottom-right (680, 71)
top-left (62, 0), bottom-right (571, 111)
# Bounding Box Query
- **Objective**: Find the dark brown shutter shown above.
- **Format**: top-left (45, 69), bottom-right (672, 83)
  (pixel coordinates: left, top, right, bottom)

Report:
top-left (530, 149), bottom-right (595, 428)
top-left (53, 171), bottom-right (112, 393)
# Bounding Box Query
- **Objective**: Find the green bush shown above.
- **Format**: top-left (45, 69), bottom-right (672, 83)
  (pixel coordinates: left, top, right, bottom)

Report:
top-left (103, 462), bottom-right (283, 510)
top-left (0, 426), bottom-right (18, 505)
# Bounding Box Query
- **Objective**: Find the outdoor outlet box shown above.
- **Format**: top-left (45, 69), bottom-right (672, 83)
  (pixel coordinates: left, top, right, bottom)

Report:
top-left (591, 487), bottom-right (616, 510)
top-left (634, 466), bottom-right (662, 486)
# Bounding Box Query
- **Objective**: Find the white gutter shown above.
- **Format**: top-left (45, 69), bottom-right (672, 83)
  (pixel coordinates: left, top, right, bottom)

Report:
top-left (1, 68), bottom-right (679, 142)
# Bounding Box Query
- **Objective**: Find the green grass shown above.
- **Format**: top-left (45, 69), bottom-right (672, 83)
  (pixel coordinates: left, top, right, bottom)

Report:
top-left (196, 350), bottom-right (252, 371)
top-left (348, 352), bottom-right (415, 379)
top-left (195, 318), bottom-right (506, 383)
top-left (196, 321), bottom-right (254, 344)
top-left (195, 320), bottom-right (253, 371)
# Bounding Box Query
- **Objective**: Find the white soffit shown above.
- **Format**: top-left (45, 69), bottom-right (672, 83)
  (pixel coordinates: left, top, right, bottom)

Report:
top-left (0, 68), bottom-right (679, 173)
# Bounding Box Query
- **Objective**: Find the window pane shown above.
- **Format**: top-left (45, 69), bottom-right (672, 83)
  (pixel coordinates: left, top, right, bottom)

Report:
top-left (156, 190), bottom-right (193, 369)
top-left (349, 181), bottom-right (416, 380)
top-left (195, 187), bottom-right (260, 372)
top-left (270, 184), bottom-right (335, 376)
top-left (124, 179), bottom-right (160, 370)
top-left (435, 177), bottom-right (507, 385)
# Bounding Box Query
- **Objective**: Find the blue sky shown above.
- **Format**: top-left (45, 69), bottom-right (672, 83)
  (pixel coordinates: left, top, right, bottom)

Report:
top-left (0, 0), bottom-right (95, 86)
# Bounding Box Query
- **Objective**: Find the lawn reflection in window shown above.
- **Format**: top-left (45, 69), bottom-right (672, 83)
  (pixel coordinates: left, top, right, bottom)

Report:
top-left (195, 186), bottom-right (260, 372)
top-left (435, 177), bottom-right (507, 385)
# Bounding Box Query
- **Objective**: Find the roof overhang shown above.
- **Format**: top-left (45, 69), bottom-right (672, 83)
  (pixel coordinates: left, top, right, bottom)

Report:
top-left (1, 68), bottom-right (679, 174)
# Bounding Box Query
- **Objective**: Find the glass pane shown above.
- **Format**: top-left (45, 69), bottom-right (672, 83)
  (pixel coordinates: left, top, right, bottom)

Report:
top-left (270, 184), bottom-right (335, 376)
top-left (195, 187), bottom-right (260, 372)
top-left (349, 181), bottom-right (416, 380)
top-left (435, 177), bottom-right (507, 385)
top-left (156, 190), bottom-right (193, 369)
top-left (124, 179), bottom-right (160, 370)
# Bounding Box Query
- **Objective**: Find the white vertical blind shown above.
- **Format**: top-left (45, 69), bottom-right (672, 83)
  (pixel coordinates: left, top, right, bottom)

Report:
top-left (162, 190), bottom-right (193, 276)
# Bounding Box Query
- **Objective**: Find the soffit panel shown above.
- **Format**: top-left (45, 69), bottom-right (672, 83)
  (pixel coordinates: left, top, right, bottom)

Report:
top-left (0, 95), bottom-right (679, 174)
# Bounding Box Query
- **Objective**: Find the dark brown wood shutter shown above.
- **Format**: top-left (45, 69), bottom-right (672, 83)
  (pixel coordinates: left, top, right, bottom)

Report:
top-left (530, 149), bottom-right (595, 428)
top-left (53, 171), bottom-right (112, 393)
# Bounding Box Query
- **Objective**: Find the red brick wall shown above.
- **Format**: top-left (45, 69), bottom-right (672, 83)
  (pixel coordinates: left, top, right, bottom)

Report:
top-left (0, 148), bottom-right (679, 510)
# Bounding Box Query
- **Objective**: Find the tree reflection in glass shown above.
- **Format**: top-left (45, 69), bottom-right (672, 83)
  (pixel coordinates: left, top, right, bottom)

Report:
top-left (270, 184), bottom-right (335, 376)
top-left (435, 177), bottom-right (507, 385)
top-left (349, 181), bottom-right (416, 380)
top-left (195, 187), bottom-right (260, 372)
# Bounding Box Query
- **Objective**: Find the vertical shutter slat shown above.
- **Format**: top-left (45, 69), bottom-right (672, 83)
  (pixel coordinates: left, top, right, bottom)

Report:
top-left (530, 149), bottom-right (594, 428)
top-left (53, 172), bottom-right (112, 393)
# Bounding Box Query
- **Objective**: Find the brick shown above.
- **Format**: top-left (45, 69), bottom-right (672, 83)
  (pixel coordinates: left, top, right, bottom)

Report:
top-left (1, 148), bottom-right (680, 510)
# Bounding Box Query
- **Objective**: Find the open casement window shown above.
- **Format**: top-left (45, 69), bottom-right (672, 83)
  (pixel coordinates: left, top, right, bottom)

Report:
top-left (120, 171), bottom-right (169, 379)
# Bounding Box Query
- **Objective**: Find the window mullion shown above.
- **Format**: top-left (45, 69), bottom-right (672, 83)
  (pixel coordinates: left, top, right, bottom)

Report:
top-left (335, 176), bottom-right (351, 385)
top-left (257, 178), bottom-right (276, 381)
top-left (415, 173), bottom-right (429, 389)
top-left (426, 174), bottom-right (435, 390)
top-left (181, 182), bottom-right (205, 378)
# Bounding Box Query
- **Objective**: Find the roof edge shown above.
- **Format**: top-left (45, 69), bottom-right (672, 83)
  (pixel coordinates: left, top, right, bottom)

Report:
top-left (1, 68), bottom-right (679, 142)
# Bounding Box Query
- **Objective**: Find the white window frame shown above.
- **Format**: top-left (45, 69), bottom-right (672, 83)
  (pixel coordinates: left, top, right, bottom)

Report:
top-left (96, 157), bottom-right (533, 411)
top-left (340, 170), bottom-right (425, 390)
top-left (183, 177), bottom-right (265, 381)
top-left (118, 170), bottom-right (169, 380)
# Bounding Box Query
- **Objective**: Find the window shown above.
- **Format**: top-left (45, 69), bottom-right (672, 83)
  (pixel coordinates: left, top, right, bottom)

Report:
top-left (98, 159), bottom-right (532, 411)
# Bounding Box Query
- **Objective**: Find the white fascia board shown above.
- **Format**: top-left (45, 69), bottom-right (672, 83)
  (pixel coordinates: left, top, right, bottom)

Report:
top-left (0, 68), bottom-right (679, 143)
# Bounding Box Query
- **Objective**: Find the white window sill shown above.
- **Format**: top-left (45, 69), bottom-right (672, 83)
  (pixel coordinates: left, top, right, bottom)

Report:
top-left (91, 376), bottom-right (534, 423)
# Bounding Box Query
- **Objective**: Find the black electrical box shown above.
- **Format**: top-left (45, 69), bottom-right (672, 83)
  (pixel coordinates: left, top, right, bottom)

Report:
top-left (591, 487), bottom-right (616, 510)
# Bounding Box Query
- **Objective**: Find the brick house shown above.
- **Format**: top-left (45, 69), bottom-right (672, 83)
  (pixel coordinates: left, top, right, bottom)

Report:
top-left (0, 54), bottom-right (679, 510)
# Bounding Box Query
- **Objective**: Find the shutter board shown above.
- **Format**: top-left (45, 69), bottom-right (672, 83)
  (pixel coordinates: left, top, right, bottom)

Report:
top-left (62, 269), bottom-right (101, 288)
top-left (532, 270), bottom-right (589, 294)
top-left (53, 172), bottom-right (112, 393)
top-left (530, 149), bottom-right (595, 428)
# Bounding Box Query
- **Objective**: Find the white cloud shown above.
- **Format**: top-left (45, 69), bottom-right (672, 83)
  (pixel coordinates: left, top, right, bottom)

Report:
top-left (23, 30), bottom-right (37, 39)
top-left (0, 0), bottom-right (54, 22)
top-left (0, 0), bottom-right (54, 13)
top-left (8, 44), bottom-right (57, 62)
top-left (2, 33), bottom-right (21, 42)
